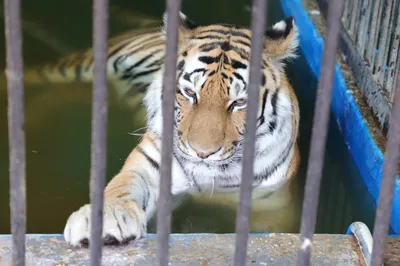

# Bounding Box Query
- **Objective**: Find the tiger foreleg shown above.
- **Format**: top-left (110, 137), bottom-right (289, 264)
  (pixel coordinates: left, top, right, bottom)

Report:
top-left (63, 135), bottom-right (186, 246)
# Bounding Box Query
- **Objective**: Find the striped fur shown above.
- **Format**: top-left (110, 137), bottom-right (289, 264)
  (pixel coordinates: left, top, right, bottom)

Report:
top-left (23, 27), bottom-right (165, 101)
top-left (64, 12), bottom-right (301, 246)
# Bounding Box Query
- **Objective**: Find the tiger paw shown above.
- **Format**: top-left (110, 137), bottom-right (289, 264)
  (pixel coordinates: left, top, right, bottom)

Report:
top-left (63, 201), bottom-right (147, 246)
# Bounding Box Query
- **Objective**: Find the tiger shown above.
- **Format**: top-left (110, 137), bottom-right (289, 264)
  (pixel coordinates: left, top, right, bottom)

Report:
top-left (63, 11), bottom-right (301, 246)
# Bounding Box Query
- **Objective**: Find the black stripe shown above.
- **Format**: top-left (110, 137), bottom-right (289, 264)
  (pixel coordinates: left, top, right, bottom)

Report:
top-left (258, 88), bottom-right (269, 126)
top-left (183, 73), bottom-right (191, 82)
top-left (146, 58), bottom-right (164, 68)
top-left (131, 67), bottom-right (161, 80)
top-left (113, 55), bottom-right (127, 74)
top-left (268, 120), bottom-right (277, 133)
top-left (177, 60), bottom-right (185, 70)
top-left (231, 39), bottom-right (251, 47)
top-left (195, 35), bottom-right (224, 40)
top-left (231, 60), bottom-right (247, 69)
top-left (138, 146), bottom-right (160, 170)
top-left (124, 53), bottom-right (156, 73)
top-left (199, 42), bottom-right (224, 52)
top-left (108, 38), bottom-right (138, 58)
top-left (232, 72), bottom-right (246, 87)
top-left (198, 56), bottom-right (215, 64)
top-left (135, 171), bottom-right (150, 212)
top-left (256, 140), bottom-right (293, 179)
top-left (261, 73), bottom-right (266, 86)
top-left (200, 27), bottom-right (251, 41)
top-left (271, 90), bottom-right (279, 116)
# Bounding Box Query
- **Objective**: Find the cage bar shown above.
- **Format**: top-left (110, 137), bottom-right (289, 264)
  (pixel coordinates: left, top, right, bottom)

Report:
top-left (366, 0), bottom-right (383, 69)
top-left (374, 0), bottom-right (394, 85)
top-left (349, 0), bottom-right (360, 35)
top-left (385, 2), bottom-right (400, 96)
top-left (296, 0), bottom-right (344, 265)
top-left (232, 0), bottom-right (268, 265)
top-left (370, 63), bottom-right (400, 266)
top-left (4, 0), bottom-right (26, 265)
top-left (356, 0), bottom-right (372, 55)
top-left (156, 0), bottom-right (182, 265)
top-left (89, 0), bottom-right (109, 265)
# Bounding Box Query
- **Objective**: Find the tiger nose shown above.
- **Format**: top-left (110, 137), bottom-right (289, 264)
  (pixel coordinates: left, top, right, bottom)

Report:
top-left (191, 146), bottom-right (221, 159)
top-left (194, 149), bottom-right (214, 159)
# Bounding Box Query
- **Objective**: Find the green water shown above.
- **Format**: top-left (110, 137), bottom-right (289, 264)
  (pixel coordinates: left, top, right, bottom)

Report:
top-left (0, 0), bottom-right (376, 234)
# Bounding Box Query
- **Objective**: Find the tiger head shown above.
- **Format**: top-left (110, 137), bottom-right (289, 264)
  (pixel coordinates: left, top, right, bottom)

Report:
top-left (144, 12), bottom-right (299, 167)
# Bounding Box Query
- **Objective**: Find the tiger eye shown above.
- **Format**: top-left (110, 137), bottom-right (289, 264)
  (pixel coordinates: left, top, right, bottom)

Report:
top-left (234, 99), bottom-right (247, 106)
top-left (184, 88), bottom-right (196, 97)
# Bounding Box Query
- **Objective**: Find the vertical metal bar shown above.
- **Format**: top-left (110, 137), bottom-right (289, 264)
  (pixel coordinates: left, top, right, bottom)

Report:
top-left (233, 0), bottom-right (267, 265)
top-left (296, 0), bottom-right (344, 265)
top-left (349, 0), bottom-right (360, 35)
top-left (366, 0), bottom-right (383, 69)
top-left (370, 65), bottom-right (400, 266)
top-left (390, 50), bottom-right (400, 103)
top-left (4, 0), bottom-right (26, 265)
top-left (385, 1), bottom-right (400, 94)
top-left (342, 0), bottom-right (351, 29)
top-left (374, 0), bottom-right (393, 84)
top-left (356, 0), bottom-right (372, 54)
top-left (156, 0), bottom-right (182, 265)
top-left (89, 0), bottom-right (109, 265)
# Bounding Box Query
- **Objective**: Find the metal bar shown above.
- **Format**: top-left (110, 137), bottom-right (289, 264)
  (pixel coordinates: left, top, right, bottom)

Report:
top-left (296, 0), bottom-right (344, 265)
top-left (233, 0), bottom-right (267, 265)
top-left (391, 50), bottom-right (400, 103)
top-left (370, 64), bottom-right (400, 266)
top-left (374, 0), bottom-right (394, 85)
top-left (366, 0), bottom-right (383, 69)
top-left (4, 0), bottom-right (26, 265)
top-left (349, 0), bottom-right (360, 35)
top-left (89, 0), bottom-right (109, 265)
top-left (342, 0), bottom-right (351, 29)
top-left (156, 0), bottom-right (182, 265)
top-left (356, 0), bottom-right (372, 55)
top-left (385, 1), bottom-right (400, 95)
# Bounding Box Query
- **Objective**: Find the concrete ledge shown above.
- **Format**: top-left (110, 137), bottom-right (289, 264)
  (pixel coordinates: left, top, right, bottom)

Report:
top-left (0, 234), bottom-right (365, 265)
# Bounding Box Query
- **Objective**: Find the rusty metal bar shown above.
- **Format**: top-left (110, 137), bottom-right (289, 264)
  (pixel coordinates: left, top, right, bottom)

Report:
top-left (233, 0), bottom-right (268, 265)
top-left (370, 66), bottom-right (400, 265)
top-left (156, 0), bottom-right (182, 265)
top-left (89, 0), bottom-right (109, 265)
top-left (4, 0), bottom-right (26, 265)
top-left (296, 0), bottom-right (344, 265)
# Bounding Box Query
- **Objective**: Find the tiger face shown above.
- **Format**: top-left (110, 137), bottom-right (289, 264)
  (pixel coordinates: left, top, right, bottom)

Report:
top-left (144, 12), bottom-right (299, 168)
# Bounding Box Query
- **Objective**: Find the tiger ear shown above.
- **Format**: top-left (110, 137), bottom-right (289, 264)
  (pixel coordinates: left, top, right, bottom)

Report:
top-left (264, 16), bottom-right (299, 63)
top-left (162, 11), bottom-right (198, 42)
